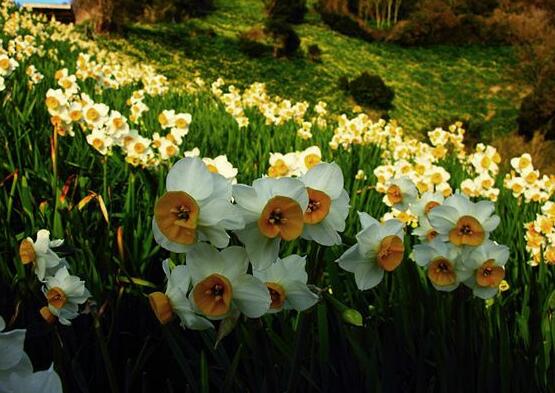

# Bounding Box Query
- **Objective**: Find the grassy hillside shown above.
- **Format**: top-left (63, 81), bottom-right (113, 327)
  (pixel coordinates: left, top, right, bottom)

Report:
top-left (100, 0), bottom-right (521, 139)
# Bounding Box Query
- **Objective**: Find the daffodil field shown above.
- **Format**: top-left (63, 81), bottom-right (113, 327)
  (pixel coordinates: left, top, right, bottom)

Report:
top-left (1, 2), bottom-right (555, 392)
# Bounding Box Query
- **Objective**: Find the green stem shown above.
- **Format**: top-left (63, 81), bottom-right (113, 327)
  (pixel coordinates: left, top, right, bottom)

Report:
top-left (94, 316), bottom-right (120, 393)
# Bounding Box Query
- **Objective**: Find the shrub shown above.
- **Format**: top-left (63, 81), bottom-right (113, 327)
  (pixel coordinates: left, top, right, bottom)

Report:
top-left (173, 0), bottom-right (214, 18)
top-left (348, 72), bottom-right (395, 109)
top-left (73, 0), bottom-right (214, 31)
top-left (385, 0), bottom-right (509, 45)
top-left (337, 75), bottom-right (350, 92)
top-left (318, 8), bottom-right (376, 42)
top-left (265, 20), bottom-right (301, 57)
top-left (517, 90), bottom-right (555, 140)
top-left (264, 0), bottom-right (308, 24)
top-left (494, 5), bottom-right (555, 139)
top-left (454, 0), bottom-right (500, 16)
top-left (307, 44), bottom-right (322, 62)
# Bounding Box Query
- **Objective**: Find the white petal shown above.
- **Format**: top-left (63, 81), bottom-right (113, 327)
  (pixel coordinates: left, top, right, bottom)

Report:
top-left (382, 219), bottom-right (404, 238)
top-left (413, 244), bottom-right (435, 267)
top-left (220, 247), bottom-right (250, 281)
top-left (356, 225), bottom-right (382, 256)
top-left (197, 225), bottom-right (230, 249)
top-left (358, 212), bottom-right (379, 229)
top-left (482, 215), bottom-right (500, 232)
top-left (177, 309), bottom-right (214, 330)
top-left (235, 224), bottom-right (280, 271)
top-left (35, 259), bottom-right (47, 281)
top-left (474, 200), bottom-right (495, 222)
top-left (166, 158), bottom-right (213, 201)
top-left (170, 291), bottom-right (214, 330)
top-left (283, 281), bottom-right (319, 311)
top-left (0, 329), bottom-right (26, 370)
top-left (280, 255), bottom-right (308, 283)
top-left (34, 230), bottom-right (51, 253)
top-left (187, 243), bottom-right (225, 283)
top-left (7, 363), bottom-right (63, 393)
top-left (325, 190), bottom-right (350, 232)
top-left (301, 162), bottom-right (344, 199)
top-left (428, 206), bottom-right (459, 233)
top-left (167, 265), bottom-right (191, 293)
top-left (198, 199), bottom-right (235, 226)
top-left (336, 244), bottom-right (367, 273)
top-left (354, 262), bottom-right (384, 290)
top-left (232, 184), bottom-right (263, 222)
top-left (218, 205), bottom-right (246, 230)
top-left (208, 172), bottom-right (232, 201)
top-left (232, 274), bottom-right (271, 318)
top-left (473, 286), bottom-right (498, 300)
top-left (253, 177), bottom-right (308, 211)
top-left (49, 239), bottom-right (64, 248)
top-left (301, 220), bottom-right (341, 246)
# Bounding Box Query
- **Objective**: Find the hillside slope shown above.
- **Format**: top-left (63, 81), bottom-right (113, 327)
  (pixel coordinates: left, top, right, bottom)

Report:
top-left (101, 0), bottom-right (521, 138)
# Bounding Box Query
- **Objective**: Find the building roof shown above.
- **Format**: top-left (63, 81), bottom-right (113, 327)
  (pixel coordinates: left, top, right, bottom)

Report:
top-left (22, 3), bottom-right (71, 9)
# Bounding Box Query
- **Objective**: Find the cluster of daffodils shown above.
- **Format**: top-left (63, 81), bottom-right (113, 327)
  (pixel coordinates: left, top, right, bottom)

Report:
top-left (297, 121), bottom-right (313, 140)
top-left (373, 158), bottom-right (452, 226)
top-left (45, 80), bottom-right (193, 167)
top-left (211, 79), bottom-right (321, 129)
top-left (75, 52), bottom-right (169, 95)
top-left (524, 202), bottom-right (555, 266)
top-left (25, 64), bottom-right (43, 88)
top-left (211, 80), bottom-right (249, 128)
top-left (330, 114), bottom-right (386, 150)
top-left (267, 146), bottom-right (322, 178)
top-left (427, 123), bottom-right (466, 160)
top-left (504, 153), bottom-right (555, 203)
top-left (150, 157), bottom-right (349, 328)
top-left (0, 315), bottom-right (62, 392)
top-left (460, 143), bottom-right (502, 201)
top-left (18, 230), bottom-right (90, 326)
top-left (370, 177), bottom-right (508, 299)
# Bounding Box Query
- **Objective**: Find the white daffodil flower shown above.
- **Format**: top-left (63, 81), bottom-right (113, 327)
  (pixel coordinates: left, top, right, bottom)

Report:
top-left (411, 191), bottom-right (444, 218)
top-left (148, 260), bottom-right (213, 330)
top-left (253, 255), bottom-right (318, 313)
top-left (412, 216), bottom-right (439, 242)
top-left (202, 155), bottom-right (238, 184)
top-left (298, 146), bottom-right (322, 174)
top-left (383, 177), bottom-right (418, 211)
top-left (82, 103), bottom-right (109, 129)
top-left (86, 128), bottom-right (113, 156)
top-left (0, 316), bottom-right (63, 393)
top-left (233, 177), bottom-right (308, 270)
top-left (158, 109), bottom-right (176, 129)
top-left (152, 157), bottom-right (244, 253)
top-left (428, 193), bottom-right (500, 247)
top-left (299, 162), bottom-right (350, 246)
top-left (411, 192), bottom-right (444, 242)
top-left (413, 238), bottom-right (471, 291)
top-left (42, 267), bottom-right (90, 326)
top-left (173, 112), bottom-right (192, 131)
top-left (336, 213), bottom-right (405, 290)
top-left (461, 240), bottom-right (509, 299)
top-left (19, 229), bottom-right (64, 281)
top-left (187, 244), bottom-right (270, 320)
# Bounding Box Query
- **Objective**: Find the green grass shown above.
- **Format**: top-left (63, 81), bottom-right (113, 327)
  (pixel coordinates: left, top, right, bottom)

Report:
top-left (1, 4), bottom-right (554, 393)
top-left (101, 0), bottom-right (520, 139)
